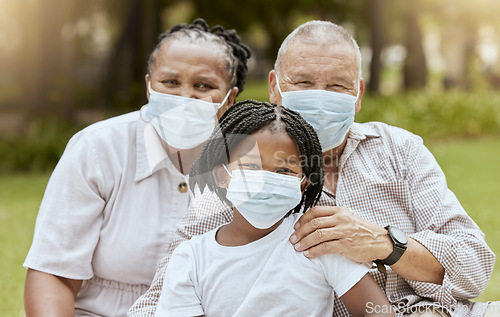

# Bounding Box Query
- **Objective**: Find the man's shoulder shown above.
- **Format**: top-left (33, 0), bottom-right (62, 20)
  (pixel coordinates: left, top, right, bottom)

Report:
top-left (354, 121), bottom-right (423, 147)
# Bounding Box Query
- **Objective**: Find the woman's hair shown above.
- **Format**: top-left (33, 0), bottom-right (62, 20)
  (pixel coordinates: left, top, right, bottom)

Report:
top-left (147, 18), bottom-right (251, 95)
top-left (189, 100), bottom-right (324, 215)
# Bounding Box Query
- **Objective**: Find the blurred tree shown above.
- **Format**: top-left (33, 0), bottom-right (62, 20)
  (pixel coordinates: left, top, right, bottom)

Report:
top-left (366, 0), bottom-right (386, 93)
top-left (403, 0), bottom-right (427, 90)
top-left (423, 0), bottom-right (500, 90)
top-left (101, 0), bottom-right (162, 111)
top-left (21, 0), bottom-right (71, 121)
top-left (190, 0), bottom-right (364, 72)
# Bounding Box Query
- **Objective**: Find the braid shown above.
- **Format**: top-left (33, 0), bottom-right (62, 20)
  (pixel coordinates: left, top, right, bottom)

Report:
top-left (190, 100), bottom-right (324, 214)
top-left (147, 18), bottom-right (251, 96)
top-left (280, 108), bottom-right (324, 214)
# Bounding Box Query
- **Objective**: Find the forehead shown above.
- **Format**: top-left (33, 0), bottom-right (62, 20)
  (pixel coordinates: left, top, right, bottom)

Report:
top-left (152, 39), bottom-right (229, 80)
top-left (229, 129), bottom-right (300, 162)
top-left (280, 40), bottom-right (359, 80)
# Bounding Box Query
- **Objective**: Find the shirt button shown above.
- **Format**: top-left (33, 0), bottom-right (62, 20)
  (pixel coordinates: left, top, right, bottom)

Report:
top-left (178, 182), bottom-right (188, 193)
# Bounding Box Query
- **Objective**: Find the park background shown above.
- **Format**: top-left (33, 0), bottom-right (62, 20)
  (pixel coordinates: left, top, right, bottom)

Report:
top-left (1, 0), bottom-right (500, 315)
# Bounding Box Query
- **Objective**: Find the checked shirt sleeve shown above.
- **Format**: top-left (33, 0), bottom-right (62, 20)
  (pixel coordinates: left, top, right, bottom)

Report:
top-left (128, 189), bottom-right (232, 317)
top-left (403, 137), bottom-right (495, 307)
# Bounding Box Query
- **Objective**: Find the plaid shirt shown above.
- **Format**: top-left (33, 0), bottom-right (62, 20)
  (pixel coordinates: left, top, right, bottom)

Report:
top-left (128, 122), bottom-right (495, 317)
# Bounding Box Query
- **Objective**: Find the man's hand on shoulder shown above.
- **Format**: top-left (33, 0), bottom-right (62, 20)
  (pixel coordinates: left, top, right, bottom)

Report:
top-left (289, 206), bottom-right (392, 263)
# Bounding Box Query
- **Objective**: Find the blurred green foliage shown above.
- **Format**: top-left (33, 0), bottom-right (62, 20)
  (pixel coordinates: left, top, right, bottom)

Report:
top-left (0, 119), bottom-right (83, 173)
top-left (357, 90), bottom-right (500, 139)
top-left (239, 81), bottom-right (500, 139)
top-left (1, 85), bottom-right (499, 174)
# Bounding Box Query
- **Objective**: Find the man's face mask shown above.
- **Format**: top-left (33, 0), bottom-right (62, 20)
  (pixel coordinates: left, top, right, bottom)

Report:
top-left (276, 76), bottom-right (358, 151)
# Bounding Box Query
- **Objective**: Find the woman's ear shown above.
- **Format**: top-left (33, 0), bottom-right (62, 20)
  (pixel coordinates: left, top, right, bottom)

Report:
top-left (212, 165), bottom-right (230, 188)
top-left (300, 177), bottom-right (311, 193)
top-left (145, 74), bottom-right (151, 100)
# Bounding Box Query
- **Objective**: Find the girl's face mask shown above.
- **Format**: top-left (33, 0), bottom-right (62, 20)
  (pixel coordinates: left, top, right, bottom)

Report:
top-left (224, 166), bottom-right (304, 229)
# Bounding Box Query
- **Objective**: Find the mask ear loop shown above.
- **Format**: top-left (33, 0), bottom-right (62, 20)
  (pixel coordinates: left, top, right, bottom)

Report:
top-left (222, 164), bottom-right (232, 177)
top-left (275, 74), bottom-right (284, 97)
top-left (218, 89), bottom-right (233, 109)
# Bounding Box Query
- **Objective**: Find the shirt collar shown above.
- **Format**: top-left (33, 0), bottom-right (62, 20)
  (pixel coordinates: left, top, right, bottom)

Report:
top-left (338, 122), bottom-right (381, 169)
top-left (135, 106), bottom-right (183, 182)
top-left (349, 122), bottom-right (381, 140)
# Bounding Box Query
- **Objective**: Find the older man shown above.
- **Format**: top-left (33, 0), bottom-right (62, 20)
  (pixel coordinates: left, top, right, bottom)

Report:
top-left (129, 21), bottom-right (496, 317)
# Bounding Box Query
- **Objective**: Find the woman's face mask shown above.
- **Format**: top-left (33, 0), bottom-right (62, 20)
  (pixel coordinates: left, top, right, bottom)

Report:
top-left (145, 83), bottom-right (231, 149)
top-left (276, 76), bottom-right (358, 151)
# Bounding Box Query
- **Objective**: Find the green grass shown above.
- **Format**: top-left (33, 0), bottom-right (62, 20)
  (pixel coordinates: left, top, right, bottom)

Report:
top-left (427, 137), bottom-right (500, 302)
top-left (0, 138), bottom-right (499, 315)
top-left (0, 172), bottom-right (50, 316)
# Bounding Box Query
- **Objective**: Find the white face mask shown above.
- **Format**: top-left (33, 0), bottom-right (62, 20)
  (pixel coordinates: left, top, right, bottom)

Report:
top-left (276, 76), bottom-right (357, 151)
top-left (145, 83), bottom-right (231, 149)
top-left (224, 166), bottom-right (303, 229)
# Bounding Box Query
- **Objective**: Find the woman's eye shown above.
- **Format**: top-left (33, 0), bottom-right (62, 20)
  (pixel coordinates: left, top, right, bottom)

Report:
top-left (161, 80), bottom-right (179, 86)
top-left (195, 83), bottom-right (214, 90)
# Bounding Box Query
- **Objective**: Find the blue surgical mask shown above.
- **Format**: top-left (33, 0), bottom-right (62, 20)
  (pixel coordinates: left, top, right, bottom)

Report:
top-left (224, 167), bottom-right (303, 229)
top-left (276, 76), bottom-right (357, 151)
top-left (145, 83), bottom-right (231, 149)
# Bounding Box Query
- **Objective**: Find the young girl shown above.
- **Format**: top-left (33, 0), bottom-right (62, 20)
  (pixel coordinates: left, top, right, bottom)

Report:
top-left (155, 100), bottom-right (394, 317)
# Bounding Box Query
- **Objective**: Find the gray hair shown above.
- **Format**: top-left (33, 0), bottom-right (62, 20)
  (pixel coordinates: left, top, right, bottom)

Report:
top-left (274, 20), bottom-right (362, 79)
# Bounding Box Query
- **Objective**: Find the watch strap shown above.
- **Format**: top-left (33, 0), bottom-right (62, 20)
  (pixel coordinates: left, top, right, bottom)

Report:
top-left (374, 225), bottom-right (408, 269)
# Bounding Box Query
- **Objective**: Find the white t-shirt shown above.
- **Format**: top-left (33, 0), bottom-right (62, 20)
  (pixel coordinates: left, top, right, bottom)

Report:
top-left (24, 107), bottom-right (191, 316)
top-left (156, 213), bottom-right (370, 317)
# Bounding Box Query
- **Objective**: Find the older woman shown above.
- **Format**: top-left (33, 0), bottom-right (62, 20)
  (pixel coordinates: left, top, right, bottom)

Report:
top-left (23, 18), bottom-right (251, 317)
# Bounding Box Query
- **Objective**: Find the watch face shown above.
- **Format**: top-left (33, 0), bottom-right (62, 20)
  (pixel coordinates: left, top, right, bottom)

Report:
top-left (391, 227), bottom-right (408, 244)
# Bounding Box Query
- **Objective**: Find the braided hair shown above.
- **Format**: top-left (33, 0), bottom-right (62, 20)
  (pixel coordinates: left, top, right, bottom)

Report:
top-left (189, 100), bottom-right (324, 216)
top-left (147, 18), bottom-right (251, 95)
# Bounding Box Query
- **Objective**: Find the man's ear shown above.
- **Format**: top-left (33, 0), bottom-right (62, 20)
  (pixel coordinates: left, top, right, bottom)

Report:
top-left (268, 70), bottom-right (282, 105)
top-left (145, 74), bottom-right (151, 101)
top-left (212, 165), bottom-right (230, 188)
top-left (355, 78), bottom-right (365, 113)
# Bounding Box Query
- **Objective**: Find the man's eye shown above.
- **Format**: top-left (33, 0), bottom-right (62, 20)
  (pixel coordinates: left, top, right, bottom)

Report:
top-left (296, 81), bottom-right (312, 86)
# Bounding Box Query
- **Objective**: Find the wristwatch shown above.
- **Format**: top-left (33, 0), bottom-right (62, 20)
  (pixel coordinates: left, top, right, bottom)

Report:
top-left (375, 225), bottom-right (408, 271)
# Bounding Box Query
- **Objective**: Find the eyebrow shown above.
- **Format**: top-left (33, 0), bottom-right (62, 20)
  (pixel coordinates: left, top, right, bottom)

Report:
top-left (280, 156), bottom-right (298, 164)
top-left (155, 69), bottom-right (180, 78)
top-left (236, 153), bottom-right (261, 160)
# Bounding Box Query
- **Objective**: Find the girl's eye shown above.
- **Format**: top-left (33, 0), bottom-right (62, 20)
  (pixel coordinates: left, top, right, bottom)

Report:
top-left (276, 168), bottom-right (300, 177)
top-left (238, 163), bottom-right (260, 170)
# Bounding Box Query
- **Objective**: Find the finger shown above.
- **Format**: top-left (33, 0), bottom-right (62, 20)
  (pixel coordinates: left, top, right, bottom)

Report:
top-left (294, 206), bottom-right (340, 230)
top-left (293, 226), bottom-right (346, 252)
top-left (302, 239), bottom-right (345, 258)
top-left (290, 214), bottom-right (338, 245)
top-left (291, 206), bottom-right (346, 244)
